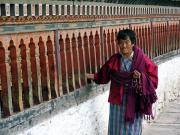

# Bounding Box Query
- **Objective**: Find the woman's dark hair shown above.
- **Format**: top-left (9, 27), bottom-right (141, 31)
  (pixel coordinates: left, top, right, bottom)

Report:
top-left (117, 29), bottom-right (136, 44)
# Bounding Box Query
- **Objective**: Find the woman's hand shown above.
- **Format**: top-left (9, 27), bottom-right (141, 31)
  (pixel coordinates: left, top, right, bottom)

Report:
top-left (133, 70), bottom-right (141, 79)
top-left (86, 73), bottom-right (95, 80)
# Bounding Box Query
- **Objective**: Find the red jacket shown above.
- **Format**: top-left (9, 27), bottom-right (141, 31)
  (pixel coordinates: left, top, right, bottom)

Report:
top-left (94, 53), bottom-right (158, 105)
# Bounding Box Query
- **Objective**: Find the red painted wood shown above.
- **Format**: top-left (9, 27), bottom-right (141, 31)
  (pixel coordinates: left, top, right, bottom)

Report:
top-left (103, 30), bottom-right (108, 61)
top-left (77, 33), bottom-right (86, 86)
top-left (8, 40), bottom-right (20, 112)
top-left (47, 36), bottom-right (57, 98)
top-left (38, 37), bottom-right (49, 101)
top-left (0, 42), bottom-right (10, 117)
top-left (29, 38), bottom-right (40, 104)
top-left (83, 32), bottom-right (91, 84)
top-left (95, 31), bottom-right (101, 70)
top-left (89, 32), bottom-right (96, 73)
top-left (65, 34), bottom-right (74, 92)
top-left (107, 30), bottom-right (112, 57)
top-left (59, 35), bottom-right (68, 94)
top-left (19, 39), bottom-right (30, 108)
top-left (72, 33), bottom-right (80, 88)
top-left (111, 29), bottom-right (116, 56)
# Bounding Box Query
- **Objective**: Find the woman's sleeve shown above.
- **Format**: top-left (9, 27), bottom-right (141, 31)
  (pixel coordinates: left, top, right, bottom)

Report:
top-left (94, 60), bottom-right (111, 84)
top-left (144, 55), bottom-right (158, 89)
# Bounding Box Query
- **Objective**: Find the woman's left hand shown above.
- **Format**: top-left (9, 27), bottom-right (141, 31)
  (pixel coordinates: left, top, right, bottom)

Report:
top-left (133, 70), bottom-right (141, 79)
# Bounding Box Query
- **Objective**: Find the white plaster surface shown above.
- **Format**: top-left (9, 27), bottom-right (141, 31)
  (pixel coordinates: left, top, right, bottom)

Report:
top-left (18, 90), bottom-right (110, 135)
top-left (18, 56), bottom-right (180, 135)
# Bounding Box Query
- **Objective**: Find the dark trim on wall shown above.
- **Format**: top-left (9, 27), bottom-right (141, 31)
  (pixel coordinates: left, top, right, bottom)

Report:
top-left (0, 16), bottom-right (179, 35)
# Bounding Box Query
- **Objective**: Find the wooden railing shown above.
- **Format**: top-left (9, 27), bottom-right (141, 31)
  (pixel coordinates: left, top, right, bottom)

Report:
top-left (0, 16), bottom-right (180, 118)
top-left (0, 2), bottom-right (180, 17)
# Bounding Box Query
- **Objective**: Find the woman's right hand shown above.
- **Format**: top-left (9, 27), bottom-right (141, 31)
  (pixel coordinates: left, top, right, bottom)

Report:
top-left (86, 73), bottom-right (95, 80)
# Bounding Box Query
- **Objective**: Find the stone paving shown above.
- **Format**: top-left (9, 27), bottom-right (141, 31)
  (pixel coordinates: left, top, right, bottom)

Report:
top-left (142, 97), bottom-right (180, 135)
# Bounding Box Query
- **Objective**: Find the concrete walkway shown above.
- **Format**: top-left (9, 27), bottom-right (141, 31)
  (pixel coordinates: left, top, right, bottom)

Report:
top-left (142, 97), bottom-right (180, 135)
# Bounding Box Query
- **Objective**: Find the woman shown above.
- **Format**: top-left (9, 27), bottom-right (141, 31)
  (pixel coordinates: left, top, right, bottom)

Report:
top-left (86, 29), bottom-right (158, 135)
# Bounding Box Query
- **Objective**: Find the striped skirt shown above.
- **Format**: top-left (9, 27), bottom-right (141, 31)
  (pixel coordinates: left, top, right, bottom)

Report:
top-left (108, 94), bottom-right (142, 135)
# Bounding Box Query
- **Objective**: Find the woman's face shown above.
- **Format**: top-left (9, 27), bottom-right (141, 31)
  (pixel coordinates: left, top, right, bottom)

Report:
top-left (117, 37), bottom-right (133, 57)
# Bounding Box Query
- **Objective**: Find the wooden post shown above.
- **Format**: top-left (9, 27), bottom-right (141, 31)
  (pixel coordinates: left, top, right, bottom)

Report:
top-left (100, 26), bottom-right (105, 65)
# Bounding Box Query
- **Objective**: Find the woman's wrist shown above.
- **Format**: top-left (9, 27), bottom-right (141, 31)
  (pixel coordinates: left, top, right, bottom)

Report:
top-left (86, 73), bottom-right (95, 80)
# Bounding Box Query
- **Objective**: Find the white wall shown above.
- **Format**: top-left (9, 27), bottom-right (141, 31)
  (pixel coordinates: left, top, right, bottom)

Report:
top-left (153, 55), bottom-right (180, 117)
top-left (18, 55), bottom-right (180, 135)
